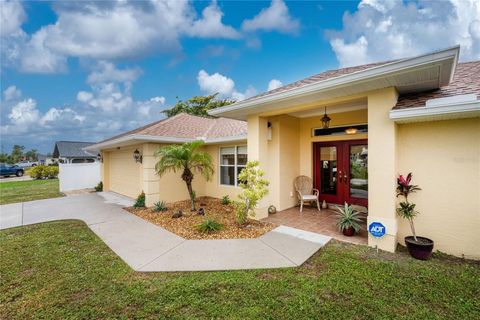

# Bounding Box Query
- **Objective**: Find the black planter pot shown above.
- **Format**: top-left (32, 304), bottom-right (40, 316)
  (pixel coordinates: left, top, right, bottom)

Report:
top-left (405, 236), bottom-right (434, 260)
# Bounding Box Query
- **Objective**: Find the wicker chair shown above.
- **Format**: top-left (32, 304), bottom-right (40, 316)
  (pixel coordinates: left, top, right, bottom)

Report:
top-left (294, 175), bottom-right (321, 212)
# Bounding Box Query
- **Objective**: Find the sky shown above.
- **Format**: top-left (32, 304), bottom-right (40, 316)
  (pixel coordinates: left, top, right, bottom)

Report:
top-left (1, 0), bottom-right (479, 154)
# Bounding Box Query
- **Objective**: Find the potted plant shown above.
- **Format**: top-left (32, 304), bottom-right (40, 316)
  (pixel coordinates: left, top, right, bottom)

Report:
top-left (335, 202), bottom-right (362, 236)
top-left (396, 173), bottom-right (434, 260)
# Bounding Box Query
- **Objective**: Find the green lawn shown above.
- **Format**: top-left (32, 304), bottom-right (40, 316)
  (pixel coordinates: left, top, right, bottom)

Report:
top-left (0, 179), bottom-right (63, 205)
top-left (1, 221), bottom-right (478, 319)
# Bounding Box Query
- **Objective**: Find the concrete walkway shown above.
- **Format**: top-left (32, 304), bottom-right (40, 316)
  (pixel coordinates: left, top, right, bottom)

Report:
top-left (0, 193), bottom-right (331, 272)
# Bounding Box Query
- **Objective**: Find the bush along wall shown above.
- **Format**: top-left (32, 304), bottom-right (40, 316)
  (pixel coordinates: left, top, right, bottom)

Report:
top-left (28, 165), bottom-right (59, 180)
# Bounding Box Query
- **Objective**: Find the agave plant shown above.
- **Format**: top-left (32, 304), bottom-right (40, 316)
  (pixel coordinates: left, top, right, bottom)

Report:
top-left (335, 202), bottom-right (362, 235)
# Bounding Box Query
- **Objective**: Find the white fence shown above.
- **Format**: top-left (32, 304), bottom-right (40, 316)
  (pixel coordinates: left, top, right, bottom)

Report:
top-left (59, 163), bottom-right (101, 192)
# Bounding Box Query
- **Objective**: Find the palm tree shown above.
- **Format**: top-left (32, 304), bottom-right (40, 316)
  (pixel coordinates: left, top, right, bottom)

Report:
top-left (154, 140), bottom-right (213, 211)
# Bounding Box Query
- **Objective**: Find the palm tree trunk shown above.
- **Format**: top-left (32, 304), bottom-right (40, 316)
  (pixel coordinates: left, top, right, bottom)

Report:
top-left (182, 168), bottom-right (195, 211)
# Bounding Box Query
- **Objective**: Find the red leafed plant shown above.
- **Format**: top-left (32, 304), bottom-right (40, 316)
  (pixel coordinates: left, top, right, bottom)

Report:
top-left (396, 173), bottom-right (421, 241)
top-left (396, 173), bottom-right (421, 200)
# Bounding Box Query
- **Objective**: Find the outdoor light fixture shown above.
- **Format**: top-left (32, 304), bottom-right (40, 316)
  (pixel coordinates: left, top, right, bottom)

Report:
top-left (345, 127), bottom-right (358, 135)
top-left (321, 106), bottom-right (331, 129)
top-left (133, 149), bottom-right (142, 163)
top-left (267, 121), bottom-right (272, 140)
top-left (97, 153), bottom-right (103, 163)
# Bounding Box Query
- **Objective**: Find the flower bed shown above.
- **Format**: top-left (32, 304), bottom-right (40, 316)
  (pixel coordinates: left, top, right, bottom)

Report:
top-left (126, 197), bottom-right (275, 240)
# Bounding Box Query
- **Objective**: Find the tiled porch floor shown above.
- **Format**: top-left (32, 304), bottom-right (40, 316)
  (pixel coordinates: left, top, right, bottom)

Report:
top-left (262, 205), bottom-right (368, 245)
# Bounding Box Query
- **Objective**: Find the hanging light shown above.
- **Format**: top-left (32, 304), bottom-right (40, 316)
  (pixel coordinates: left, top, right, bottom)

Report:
top-left (345, 127), bottom-right (358, 135)
top-left (321, 106), bottom-right (331, 129)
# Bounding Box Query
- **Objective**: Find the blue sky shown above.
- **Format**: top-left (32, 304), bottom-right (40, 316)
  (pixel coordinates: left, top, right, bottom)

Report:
top-left (1, 0), bottom-right (479, 154)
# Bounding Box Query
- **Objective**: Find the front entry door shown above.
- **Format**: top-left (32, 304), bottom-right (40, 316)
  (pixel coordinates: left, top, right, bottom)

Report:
top-left (313, 140), bottom-right (368, 207)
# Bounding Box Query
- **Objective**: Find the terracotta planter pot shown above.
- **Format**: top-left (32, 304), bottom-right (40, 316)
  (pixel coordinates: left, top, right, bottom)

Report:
top-left (405, 236), bottom-right (434, 260)
top-left (343, 226), bottom-right (355, 236)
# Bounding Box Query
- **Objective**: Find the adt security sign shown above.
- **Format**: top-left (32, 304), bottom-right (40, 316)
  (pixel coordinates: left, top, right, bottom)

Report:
top-left (369, 222), bottom-right (386, 238)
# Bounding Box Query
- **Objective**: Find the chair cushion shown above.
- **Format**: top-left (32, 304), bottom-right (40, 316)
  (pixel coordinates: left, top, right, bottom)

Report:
top-left (301, 194), bottom-right (318, 200)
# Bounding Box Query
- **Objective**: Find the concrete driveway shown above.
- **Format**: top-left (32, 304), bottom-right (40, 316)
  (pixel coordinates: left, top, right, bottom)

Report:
top-left (0, 192), bottom-right (330, 272)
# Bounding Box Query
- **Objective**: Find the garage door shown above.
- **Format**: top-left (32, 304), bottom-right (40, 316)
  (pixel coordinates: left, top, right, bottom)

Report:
top-left (109, 149), bottom-right (142, 198)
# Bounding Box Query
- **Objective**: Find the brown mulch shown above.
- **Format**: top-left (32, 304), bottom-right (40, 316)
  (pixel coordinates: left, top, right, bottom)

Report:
top-left (125, 197), bottom-right (276, 240)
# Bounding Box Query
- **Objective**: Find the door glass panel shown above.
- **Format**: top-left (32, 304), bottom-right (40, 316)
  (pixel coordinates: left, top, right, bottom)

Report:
top-left (350, 145), bottom-right (368, 199)
top-left (320, 147), bottom-right (337, 195)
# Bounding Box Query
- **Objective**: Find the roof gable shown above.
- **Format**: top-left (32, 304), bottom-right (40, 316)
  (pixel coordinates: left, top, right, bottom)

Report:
top-left (53, 141), bottom-right (96, 158)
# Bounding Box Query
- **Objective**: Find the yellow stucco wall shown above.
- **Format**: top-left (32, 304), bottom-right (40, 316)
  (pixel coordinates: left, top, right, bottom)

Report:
top-left (102, 142), bottom-right (244, 207)
top-left (397, 118), bottom-right (480, 259)
top-left (106, 145), bottom-right (143, 198)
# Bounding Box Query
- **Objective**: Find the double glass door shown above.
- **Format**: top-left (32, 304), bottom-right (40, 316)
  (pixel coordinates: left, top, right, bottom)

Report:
top-left (313, 140), bottom-right (368, 207)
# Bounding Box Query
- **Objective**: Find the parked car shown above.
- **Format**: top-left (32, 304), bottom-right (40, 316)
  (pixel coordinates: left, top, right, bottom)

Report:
top-left (0, 163), bottom-right (24, 177)
top-left (14, 161), bottom-right (38, 168)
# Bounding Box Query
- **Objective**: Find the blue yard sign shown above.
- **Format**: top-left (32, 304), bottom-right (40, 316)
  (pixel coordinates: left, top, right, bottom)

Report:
top-left (369, 222), bottom-right (386, 238)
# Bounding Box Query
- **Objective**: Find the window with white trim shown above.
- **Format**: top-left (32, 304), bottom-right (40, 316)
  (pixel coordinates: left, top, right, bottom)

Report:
top-left (220, 146), bottom-right (247, 186)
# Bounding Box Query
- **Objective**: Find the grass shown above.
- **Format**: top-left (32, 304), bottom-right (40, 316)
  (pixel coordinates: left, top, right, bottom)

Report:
top-left (1, 221), bottom-right (479, 319)
top-left (0, 179), bottom-right (63, 205)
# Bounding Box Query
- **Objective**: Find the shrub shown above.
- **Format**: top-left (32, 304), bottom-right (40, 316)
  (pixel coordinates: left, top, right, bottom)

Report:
top-left (95, 181), bottom-right (103, 192)
top-left (172, 210), bottom-right (183, 218)
top-left (44, 166), bottom-right (59, 179)
top-left (220, 195), bottom-right (230, 205)
top-left (196, 218), bottom-right (223, 233)
top-left (29, 165), bottom-right (45, 179)
top-left (29, 165), bottom-right (59, 179)
top-left (133, 192), bottom-right (146, 208)
top-left (153, 200), bottom-right (167, 212)
top-left (235, 161), bottom-right (269, 225)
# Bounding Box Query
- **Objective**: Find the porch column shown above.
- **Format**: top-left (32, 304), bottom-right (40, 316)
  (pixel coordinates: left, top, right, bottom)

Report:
top-left (247, 114), bottom-right (270, 219)
top-left (367, 87), bottom-right (399, 252)
top-left (142, 143), bottom-right (160, 207)
top-left (102, 151), bottom-right (110, 191)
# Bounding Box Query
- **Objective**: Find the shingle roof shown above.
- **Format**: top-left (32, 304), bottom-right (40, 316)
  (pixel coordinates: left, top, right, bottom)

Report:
top-left (53, 141), bottom-right (97, 158)
top-left (241, 61), bottom-right (392, 103)
top-left (100, 113), bottom-right (247, 143)
top-left (394, 61), bottom-right (480, 109)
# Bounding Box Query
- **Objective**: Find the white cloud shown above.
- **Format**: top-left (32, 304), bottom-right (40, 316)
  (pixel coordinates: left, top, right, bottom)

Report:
top-left (3, 85), bottom-right (22, 101)
top-left (0, 0), bottom-right (26, 37)
top-left (187, 2), bottom-right (240, 39)
top-left (267, 79), bottom-right (283, 91)
top-left (242, 0), bottom-right (300, 34)
top-left (1, 64), bottom-right (167, 150)
top-left (7, 98), bottom-right (40, 128)
top-left (1, 0), bottom-right (243, 73)
top-left (197, 69), bottom-right (256, 101)
top-left (20, 28), bottom-right (68, 73)
top-left (328, 0), bottom-right (480, 67)
top-left (86, 61), bottom-right (142, 85)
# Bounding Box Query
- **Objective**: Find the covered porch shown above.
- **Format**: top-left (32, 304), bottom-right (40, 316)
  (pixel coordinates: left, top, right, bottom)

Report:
top-left (262, 206), bottom-right (368, 245)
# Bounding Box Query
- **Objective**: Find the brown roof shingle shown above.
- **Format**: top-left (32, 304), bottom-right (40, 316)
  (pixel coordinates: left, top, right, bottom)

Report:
top-left (394, 61), bottom-right (480, 109)
top-left (100, 113), bottom-right (246, 143)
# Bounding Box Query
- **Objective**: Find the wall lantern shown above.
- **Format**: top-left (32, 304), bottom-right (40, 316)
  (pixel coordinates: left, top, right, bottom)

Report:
top-left (267, 121), bottom-right (272, 140)
top-left (345, 127), bottom-right (358, 135)
top-left (133, 149), bottom-right (143, 163)
top-left (97, 153), bottom-right (103, 163)
top-left (321, 106), bottom-right (331, 129)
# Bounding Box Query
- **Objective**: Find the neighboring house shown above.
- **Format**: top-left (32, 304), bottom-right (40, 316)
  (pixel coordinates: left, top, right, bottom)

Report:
top-left (37, 154), bottom-right (56, 165)
top-left (86, 46), bottom-right (480, 259)
top-left (53, 141), bottom-right (99, 163)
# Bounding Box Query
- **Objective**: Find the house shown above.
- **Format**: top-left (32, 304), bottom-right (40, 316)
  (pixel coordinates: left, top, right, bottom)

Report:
top-left (85, 46), bottom-right (480, 259)
top-left (53, 141), bottom-right (99, 164)
top-left (37, 154), bottom-right (56, 165)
